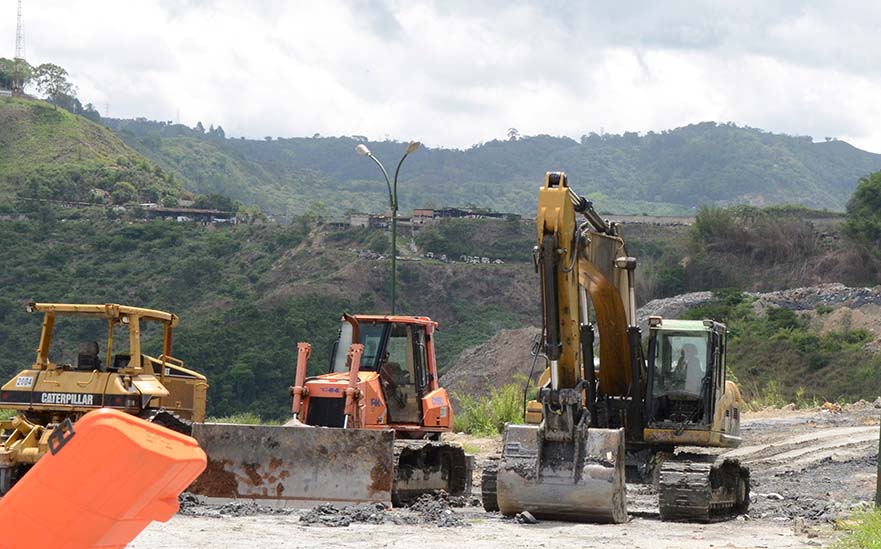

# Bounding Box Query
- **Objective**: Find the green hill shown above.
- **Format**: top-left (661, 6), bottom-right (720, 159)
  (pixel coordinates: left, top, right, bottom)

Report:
top-left (106, 119), bottom-right (881, 216)
top-left (0, 209), bottom-right (877, 419)
top-left (0, 97), bottom-right (180, 206)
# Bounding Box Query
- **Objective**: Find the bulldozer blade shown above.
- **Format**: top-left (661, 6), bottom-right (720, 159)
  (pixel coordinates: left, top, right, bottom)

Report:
top-left (189, 423), bottom-right (395, 507)
top-left (496, 424), bottom-right (627, 523)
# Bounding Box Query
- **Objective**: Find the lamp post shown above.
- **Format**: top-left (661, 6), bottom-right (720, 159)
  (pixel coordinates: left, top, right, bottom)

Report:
top-left (356, 141), bottom-right (422, 315)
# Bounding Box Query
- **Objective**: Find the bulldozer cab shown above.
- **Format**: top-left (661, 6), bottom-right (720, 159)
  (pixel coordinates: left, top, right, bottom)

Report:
top-left (329, 316), bottom-right (432, 425)
top-left (645, 317), bottom-right (726, 429)
top-left (3, 303), bottom-right (207, 422)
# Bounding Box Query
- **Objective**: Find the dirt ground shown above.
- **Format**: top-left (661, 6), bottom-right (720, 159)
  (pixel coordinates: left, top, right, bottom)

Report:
top-left (133, 404), bottom-right (879, 548)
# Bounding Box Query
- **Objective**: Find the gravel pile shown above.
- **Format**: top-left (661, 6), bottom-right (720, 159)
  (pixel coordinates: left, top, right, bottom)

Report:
top-left (408, 492), bottom-right (468, 527)
top-left (299, 503), bottom-right (407, 527)
top-left (176, 493), bottom-right (294, 518)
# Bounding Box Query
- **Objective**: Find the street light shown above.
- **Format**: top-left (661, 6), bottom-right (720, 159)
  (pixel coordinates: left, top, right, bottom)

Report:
top-left (356, 141), bottom-right (421, 315)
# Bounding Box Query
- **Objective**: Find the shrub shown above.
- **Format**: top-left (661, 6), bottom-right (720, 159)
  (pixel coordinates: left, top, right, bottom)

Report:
top-left (452, 378), bottom-right (532, 436)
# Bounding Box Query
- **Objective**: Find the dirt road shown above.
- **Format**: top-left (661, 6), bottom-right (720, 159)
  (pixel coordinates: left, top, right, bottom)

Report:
top-left (133, 404), bottom-right (879, 548)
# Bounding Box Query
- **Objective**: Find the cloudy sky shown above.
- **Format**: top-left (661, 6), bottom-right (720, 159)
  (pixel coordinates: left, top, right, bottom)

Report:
top-left (4, 1), bottom-right (881, 151)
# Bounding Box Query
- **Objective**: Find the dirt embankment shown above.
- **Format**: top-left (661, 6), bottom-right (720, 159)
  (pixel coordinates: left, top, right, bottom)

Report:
top-left (639, 283), bottom-right (881, 345)
top-left (443, 284), bottom-right (881, 407)
top-left (439, 326), bottom-right (541, 405)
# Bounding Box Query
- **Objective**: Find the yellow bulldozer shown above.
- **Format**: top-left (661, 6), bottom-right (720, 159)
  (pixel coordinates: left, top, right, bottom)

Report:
top-left (0, 302), bottom-right (208, 494)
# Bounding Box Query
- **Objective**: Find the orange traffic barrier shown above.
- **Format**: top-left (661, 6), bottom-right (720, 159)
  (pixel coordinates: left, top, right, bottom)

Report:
top-left (0, 408), bottom-right (207, 549)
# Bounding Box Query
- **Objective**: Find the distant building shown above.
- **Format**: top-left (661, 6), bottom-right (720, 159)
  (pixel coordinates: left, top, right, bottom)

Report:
top-left (349, 213), bottom-right (371, 228)
top-left (412, 209), bottom-right (435, 226)
top-left (433, 207), bottom-right (518, 221)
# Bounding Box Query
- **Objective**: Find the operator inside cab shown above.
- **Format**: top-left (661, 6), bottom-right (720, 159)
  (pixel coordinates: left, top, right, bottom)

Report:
top-left (655, 333), bottom-right (709, 397)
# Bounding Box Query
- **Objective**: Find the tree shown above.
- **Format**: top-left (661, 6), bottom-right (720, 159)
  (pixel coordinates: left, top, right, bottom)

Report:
top-left (0, 57), bottom-right (33, 90)
top-left (0, 58), bottom-right (16, 89)
top-left (195, 121), bottom-right (205, 133)
top-left (161, 195), bottom-right (179, 207)
top-left (32, 63), bottom-right (76, 108)
top-left (193, 193), bottom-right (236, 212)
top-left (507, 127), bottom-right (520, 141)
top-left (82, 103), bottom-right (102, 123)
top-left (845, 171), bottom-right (881, 250)
top-left (111, 181), bottom-right (138, 205)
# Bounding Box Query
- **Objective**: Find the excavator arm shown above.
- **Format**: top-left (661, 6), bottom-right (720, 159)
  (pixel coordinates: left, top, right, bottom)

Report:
top-left (494, 172), bottom-right (639, 523)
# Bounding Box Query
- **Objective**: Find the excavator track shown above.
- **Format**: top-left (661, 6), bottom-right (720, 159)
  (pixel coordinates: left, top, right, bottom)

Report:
top-left (480, 456), bottom-right (500, 512)
top-left (392, 440), bottom-right (472, 506)
top-left (658, 454), bottom-right (749, 522)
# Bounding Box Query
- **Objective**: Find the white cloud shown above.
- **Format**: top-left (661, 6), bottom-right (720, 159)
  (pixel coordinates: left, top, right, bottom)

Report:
top-left (3, 0), bottom-right (880, 152)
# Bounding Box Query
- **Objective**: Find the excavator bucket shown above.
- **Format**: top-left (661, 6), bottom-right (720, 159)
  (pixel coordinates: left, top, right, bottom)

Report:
top-left (189, 423), bottom-right (395, 506)
top-left (496, 424), bottom-right (627, 523)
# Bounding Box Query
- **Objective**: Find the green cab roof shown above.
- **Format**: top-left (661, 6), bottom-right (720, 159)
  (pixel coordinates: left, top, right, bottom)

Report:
top-left (650, 318), bottom-right (713, 332)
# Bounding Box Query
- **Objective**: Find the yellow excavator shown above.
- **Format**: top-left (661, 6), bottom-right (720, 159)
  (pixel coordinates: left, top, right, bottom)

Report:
top-left (482, 172), bottom-right (748, 522)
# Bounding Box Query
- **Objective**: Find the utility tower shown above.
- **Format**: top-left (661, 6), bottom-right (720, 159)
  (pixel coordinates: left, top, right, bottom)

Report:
top-left (13, 0), bottom-right (25, 94)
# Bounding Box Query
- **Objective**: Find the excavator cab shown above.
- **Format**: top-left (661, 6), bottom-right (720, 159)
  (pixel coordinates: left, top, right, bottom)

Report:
top-left (644, 317), bottom-right (742, 448)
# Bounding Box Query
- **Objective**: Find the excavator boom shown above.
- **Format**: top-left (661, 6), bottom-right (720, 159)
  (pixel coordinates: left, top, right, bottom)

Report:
top-left (494, 172), bottom-right (629, 523)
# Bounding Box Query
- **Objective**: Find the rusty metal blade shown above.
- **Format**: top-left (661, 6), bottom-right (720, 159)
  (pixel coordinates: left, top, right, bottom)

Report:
top-left (189, 424), bottom-right (395, 507)
top-left (496, 424), bottom-right (627, 523)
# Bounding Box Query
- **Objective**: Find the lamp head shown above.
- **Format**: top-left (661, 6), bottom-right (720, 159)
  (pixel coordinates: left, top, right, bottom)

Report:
top-left (355, 144), bottom-right (371, 156)
top-left (406, 141), bottom-right (422, 154)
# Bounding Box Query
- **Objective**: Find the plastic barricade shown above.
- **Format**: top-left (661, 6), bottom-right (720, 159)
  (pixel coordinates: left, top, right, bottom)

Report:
top-left (0, 408), bottom-right (207, 548)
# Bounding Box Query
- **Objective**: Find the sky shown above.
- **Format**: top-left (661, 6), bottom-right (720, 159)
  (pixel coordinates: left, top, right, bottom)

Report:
top-left (4, 0), bottom-right (881, 152)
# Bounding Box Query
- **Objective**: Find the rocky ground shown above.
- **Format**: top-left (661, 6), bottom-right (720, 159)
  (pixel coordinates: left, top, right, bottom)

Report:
top-left (133, 403), bottom-right (879, 548)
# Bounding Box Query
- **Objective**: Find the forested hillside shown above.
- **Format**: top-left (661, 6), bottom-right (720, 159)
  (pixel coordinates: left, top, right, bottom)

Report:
top-left (108, 118), bottom-right (881, 216)
top-left (0, 216), bottom-right (537, 420)
top-left (0, 190), bottom-right (876, 419)
top-left (6, 95), bottom-right (878, 217)
top-left (0, 98), bottom-right (180, 207)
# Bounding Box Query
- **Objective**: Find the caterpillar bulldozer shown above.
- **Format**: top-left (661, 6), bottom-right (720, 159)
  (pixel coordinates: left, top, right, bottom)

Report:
top-left (0, 302), bottom-right (208, 495)
top-left (190, 314), bottom-right (472, 507)
top-left (482, 172), bottom-right (748, 522)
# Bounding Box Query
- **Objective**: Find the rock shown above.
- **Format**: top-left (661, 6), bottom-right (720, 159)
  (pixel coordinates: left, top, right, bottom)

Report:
top-left (765, 493), bottom-right (784, 501)
top-left (514, 511), bottom-right (539, 524)
top-left (873, 396), bottom-right (881, 409)
top-left (408, 491), bottom-right (467, 527)
top-left (781, 403), bottom-right (797, 411)
top-left (299, 503), bottom-right (398, 527)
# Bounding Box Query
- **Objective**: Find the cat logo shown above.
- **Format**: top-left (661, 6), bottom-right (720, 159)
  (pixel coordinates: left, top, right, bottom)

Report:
top-left (40, 393), bottom-right (95, 406)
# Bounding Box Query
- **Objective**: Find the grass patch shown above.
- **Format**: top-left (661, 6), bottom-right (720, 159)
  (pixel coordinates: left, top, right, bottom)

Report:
top-left (460, 442), bottom-right (482, 455)
top-left (453, 377), bottom-right (533, 436)
top-left (0, 409), bottom-right (15, 421)
top-left (206, 412), bottom-right (281, 425)
top-left (834, 509), bottom-right (881, 548)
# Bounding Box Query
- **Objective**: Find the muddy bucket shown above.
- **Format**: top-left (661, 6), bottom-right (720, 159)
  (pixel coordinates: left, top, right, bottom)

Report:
top-left (189, 423), bottom-right (395, 507)
top-left (496, 424), bottom-right (627, 523)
